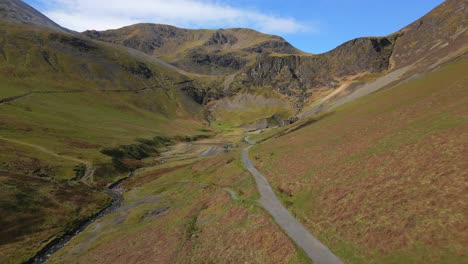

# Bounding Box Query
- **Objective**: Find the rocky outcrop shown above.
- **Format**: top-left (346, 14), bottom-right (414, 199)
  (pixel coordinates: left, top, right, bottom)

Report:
top-left (121, 62), bottom-right (154, 79)
top-left (240, 36), bottom-right (399, 109)
top-left (244, 36), bottom-right (397, 89)
top-left (204, 31), bottom-right (238, 46)
top-left (83, 24), bottom-right (301, 75)
top-left (190, 52), bottom-right (247, 70)
top-left (244, 40), bottom-right (300, 54)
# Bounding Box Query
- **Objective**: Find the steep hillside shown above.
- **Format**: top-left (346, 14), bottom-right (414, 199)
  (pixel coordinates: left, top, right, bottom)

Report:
top-left (0, 2), bottom-right (211, 262)
top-left (0, 0), bottom-right (66, 31)
top-left (84, 24), bottom-right (302, 75)
top-left (392, 0), bottom-right (468, 69)
top-left (0, 21), bottom-right (207, 167)
top-left (251, 55), bottom-right (468, 263)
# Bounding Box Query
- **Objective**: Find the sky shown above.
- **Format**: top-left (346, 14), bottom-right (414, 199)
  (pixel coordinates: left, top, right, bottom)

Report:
top-left (24, 0), bottom-right (444, 54)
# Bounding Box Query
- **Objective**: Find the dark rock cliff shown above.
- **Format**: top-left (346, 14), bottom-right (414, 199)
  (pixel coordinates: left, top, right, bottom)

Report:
top-left (243, 36), bottom-right (398, 89)
top-left (240, 35), bottom-right (399, 108)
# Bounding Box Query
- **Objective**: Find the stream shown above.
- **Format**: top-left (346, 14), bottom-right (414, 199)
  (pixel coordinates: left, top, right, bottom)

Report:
top-left (24, 174), bottom-right (132, 264)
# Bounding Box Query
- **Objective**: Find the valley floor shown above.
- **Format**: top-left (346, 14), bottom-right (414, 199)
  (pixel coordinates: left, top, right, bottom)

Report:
top-left (45, 135), bottom-right (311, 264)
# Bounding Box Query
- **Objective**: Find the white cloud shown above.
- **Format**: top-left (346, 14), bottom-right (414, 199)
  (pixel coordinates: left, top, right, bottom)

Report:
top-left (39, 0), bottom-right (311, 35)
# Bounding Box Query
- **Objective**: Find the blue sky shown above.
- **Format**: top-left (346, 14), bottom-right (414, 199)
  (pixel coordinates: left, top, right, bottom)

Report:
top-left (24, 0), bottom-right (444, 53)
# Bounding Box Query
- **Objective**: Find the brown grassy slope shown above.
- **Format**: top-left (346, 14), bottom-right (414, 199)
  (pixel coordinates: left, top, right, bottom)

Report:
top-left (250, 56), bottom-right (468, 263)
top-left (392, 0), bottom-right (468, 69)
top-left (84, 24), bottom-right (302, 75)
top-left (48, 151), bottom-right (310, 264)
top-left (0, 13), bottom-right (204, 264)
top-left (0, 139), bottom-right (110, 264)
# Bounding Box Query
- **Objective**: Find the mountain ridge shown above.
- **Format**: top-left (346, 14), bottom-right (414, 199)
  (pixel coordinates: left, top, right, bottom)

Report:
top-left (0, 1), bottom-right (467, 263)
top-left (0, 0), bottom-right (67, 32)
top-left (83, 23), bottom-right (303, 75)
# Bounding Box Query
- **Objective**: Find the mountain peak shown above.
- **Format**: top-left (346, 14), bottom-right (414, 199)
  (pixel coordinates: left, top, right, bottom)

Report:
top-left (0, 0), bottom-right (66, 31)
top-left (83, 23), bottom-right (302, 75)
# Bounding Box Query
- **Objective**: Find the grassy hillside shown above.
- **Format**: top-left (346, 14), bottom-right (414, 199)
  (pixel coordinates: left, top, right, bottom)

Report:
top-left (208, 87), bottom-right (293, 130)
top-left (0, 21), bottom-right (207, 170)
top-left (250, 56), bottom-right (468, 263)
top-left (391, 0), bottom-right (468, 70)
top-left (0, 21), bottom-right (209, 263)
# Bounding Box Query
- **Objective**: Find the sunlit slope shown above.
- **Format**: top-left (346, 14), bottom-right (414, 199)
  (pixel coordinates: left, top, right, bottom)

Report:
top-left (251, 56), bottom-right (468, 263)
top-left (48, 151), bottom-right (310, 264)
top-left (0, 22), bottom-right (206, 164)
top-left (84, 24), bottom-right (302, 75)
top-left (0, 21), bottom-right (207, 263)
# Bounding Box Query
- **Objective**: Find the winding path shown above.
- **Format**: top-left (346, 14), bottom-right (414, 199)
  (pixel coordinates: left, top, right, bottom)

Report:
top-left (242, 137), bottom-right (343, 264)
top-left (0, 136), bottom-right (94, 184)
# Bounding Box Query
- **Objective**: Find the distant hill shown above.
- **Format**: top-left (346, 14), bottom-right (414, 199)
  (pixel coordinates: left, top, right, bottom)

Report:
top-left (83, 24), bottom-right (303, 75)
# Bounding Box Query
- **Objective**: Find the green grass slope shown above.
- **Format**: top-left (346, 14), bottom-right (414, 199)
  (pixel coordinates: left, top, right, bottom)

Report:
top-left (251, 56), bottom-right (468, 263)
top-left (0, 21), bottom-right (207, 171)
top-left (0, 21), bottom-right (208, 263)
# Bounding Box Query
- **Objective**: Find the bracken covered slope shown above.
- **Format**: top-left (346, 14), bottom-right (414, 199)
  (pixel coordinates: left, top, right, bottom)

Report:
top-left (251, 54), bottom-right (468, 264)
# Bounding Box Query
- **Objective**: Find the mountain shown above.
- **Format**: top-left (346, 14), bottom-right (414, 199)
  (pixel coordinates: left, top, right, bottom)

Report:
top-left (0, 2), bottom-right (210, 262)
top-left (237, 0), bottom-right (468, 112)
top-left (0, 0), bottom-right (66, 31)
top-left (239, 35), bottom-right (399, 109)
top-left (83, 24), bottom-right (302, 75)
top-left (391, 0), bottom-right (468, 69)
top-left (0, 0), bottom-right (467, 263)
top-left (250, 53), bottom-right (468, 264)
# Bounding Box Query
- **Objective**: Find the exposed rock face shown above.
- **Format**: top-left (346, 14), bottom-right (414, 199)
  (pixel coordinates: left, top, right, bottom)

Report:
top-left (79, 0), bottom-right (468, 111)
top-left (243, 40), bottom-right (299, 54)
top-left (121, 62), bottom-right (154, 79)
top-left (190, 52), bottom-right (247, 70)
top-left (83, 25), bottom-right (301, 75)
top-left (204, 32), bottom-right (238, 46)
top-left (241, 36), bottom-right (398, 107)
